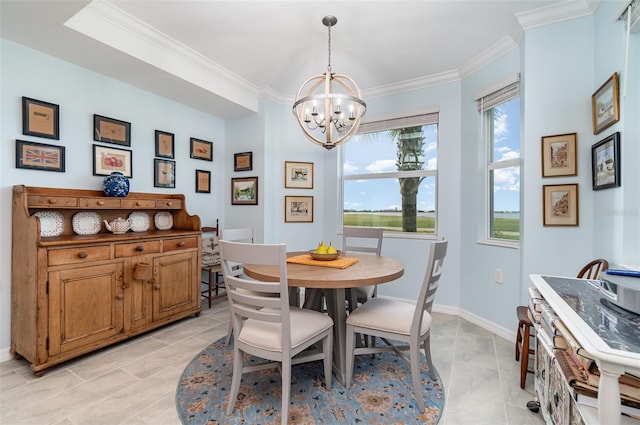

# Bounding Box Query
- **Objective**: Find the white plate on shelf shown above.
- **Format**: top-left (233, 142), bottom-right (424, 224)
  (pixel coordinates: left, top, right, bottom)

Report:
top-left (33, 211), bottom-right (64, 237)
top-left (129, 212), bottom-right (150, 232)
top-left (72, 211), bottom-right (101, 235)
top-left (154, 211), bottom-right (173, 230)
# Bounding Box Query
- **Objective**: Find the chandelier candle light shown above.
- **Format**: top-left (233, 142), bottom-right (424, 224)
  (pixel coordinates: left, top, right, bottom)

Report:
top-left (293, 16), bottom-right (366, 150)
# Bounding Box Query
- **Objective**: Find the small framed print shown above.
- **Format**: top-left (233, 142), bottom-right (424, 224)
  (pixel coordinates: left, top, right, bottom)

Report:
top-left (22, 97), bottom-right (59, 140)
top-left (591, 72), bottom-right (620, 135)
top-left (543, 184), bottom-right (579, 227)
top-left (190, 138), bottom-right (213, 161)
top-left (93, 144), bottom-right (132, 177)
top-left (285, 196), bottom-right (314, 223)
top-left (15, 139), bottom-right (65, 172)
top-left (231, 177), bottom-right (258, 205)
top-left (195, 169), bottom-right (211, 193)
top-left (591, 131), bottom-right (621, 191)
top-left (541, 133), bottom-right (577, 177)
top-left (234, 152), bottom-right (253, 171)
top-left (155, 130), bottom-right (175, 159)
top-left (93, 114), bottom-right (131, 146)
top-left (285, 161), bottom-right (314, 189)
top-left (154, 158), bottom-right (175, 188)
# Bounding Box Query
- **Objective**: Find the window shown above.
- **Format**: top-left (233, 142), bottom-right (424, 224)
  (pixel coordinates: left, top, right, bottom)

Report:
top-left (477, 78), bottom-right (520, 243)
top-left (342, 113), bottom-right (438, 235)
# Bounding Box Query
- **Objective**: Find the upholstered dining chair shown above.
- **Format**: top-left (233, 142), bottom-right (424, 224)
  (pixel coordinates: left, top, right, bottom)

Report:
top-left (220, 240), bottom-right (333, 425)
top-left (342, 226), bottom-right (384, 312)
top-left (219, 227), bottom-right (255, 345)
top-left (344, 238), bottom-right (448, 413)
top-left (576, 258), bottom-right (609, 280)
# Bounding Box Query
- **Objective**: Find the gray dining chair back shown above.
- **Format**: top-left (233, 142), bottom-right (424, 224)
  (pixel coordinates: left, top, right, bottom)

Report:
top-left (344, 238), bottom-right (448, 413)
top-left (220, 240), bottom-right (333, 425)
top-left (342, 227), bottom-right (384, 311)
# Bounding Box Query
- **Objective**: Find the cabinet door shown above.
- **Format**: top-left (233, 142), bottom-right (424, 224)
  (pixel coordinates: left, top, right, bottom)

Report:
top-left (48, 263), bottom-right (124, 356)
top-left (152, 251), bottom-right (198, 321)
top-left (123, 258), bottom-right (153, 331)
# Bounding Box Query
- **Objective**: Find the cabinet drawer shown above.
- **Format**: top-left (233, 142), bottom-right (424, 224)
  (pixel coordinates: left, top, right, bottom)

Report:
top-left (28, 195), bottom-right (78, 208)
top-left (163, 237), bottom-right (197, 252)
top-left (49, 246), bottom-right (111, 266)
top-left (78, 197), bottom-right (121, 208)
top-left (121, 199), bottom-right (156, 209)
top-left (156, 199), bottom-right (182, 209)
top-left (115, 240), bottom-right (162, 257)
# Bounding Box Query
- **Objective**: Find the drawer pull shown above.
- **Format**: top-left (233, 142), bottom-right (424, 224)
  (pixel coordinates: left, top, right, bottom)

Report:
top-left (78, 251), bottom-right (88, 259)
top-left (167, 201), bottom-right (173, 206)
top-left (136, 201), bottom-right (142, 206)
top-left (98, 200), bottom-right (105, 206)
top-left (48, 198), bottom-right (58, 204)
top-left (136, 246), bottom-right (144, 252)
top-left (154, 283), bottom-right (161, 290)
top-left (116, 293), bottom-right (124, 300)
top-left (178, 242), bottom-right (186, 247)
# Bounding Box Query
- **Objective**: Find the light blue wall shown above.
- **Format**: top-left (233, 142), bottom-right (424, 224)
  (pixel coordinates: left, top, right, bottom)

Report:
top-left (0, 40), bottom-right (226, 351)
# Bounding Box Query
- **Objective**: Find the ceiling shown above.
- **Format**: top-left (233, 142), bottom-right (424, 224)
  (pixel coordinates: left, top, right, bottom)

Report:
top-left (0, 1), bottom-right (598, 119)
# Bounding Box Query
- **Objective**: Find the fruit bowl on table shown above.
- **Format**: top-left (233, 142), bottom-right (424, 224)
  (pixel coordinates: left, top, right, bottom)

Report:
top-left (309, 250), bottom-right (341, 261)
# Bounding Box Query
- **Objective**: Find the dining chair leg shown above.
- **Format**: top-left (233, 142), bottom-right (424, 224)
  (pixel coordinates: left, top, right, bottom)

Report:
top-left (411, 340), bottom-right (426, 413)
top-left (224, 321), bottom-right (233, 346)
top-left (281, 358), bottom-right (292, 425)
top-left (424, 334), bottom-right (436, 380)
top-left (323, 332), bottom-right (333, 390)
top-left (226, 347), bottom-right (244, 416)
top-left (345, 324), bottom-right (356, 389)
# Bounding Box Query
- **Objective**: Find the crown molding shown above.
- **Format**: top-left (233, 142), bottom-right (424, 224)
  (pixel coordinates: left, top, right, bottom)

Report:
top-left (516, 0), bottom-right (598, 30)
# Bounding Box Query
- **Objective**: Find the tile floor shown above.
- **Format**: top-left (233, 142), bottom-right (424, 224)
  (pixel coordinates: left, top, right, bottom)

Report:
top-left (0, 299), bottom-right (545, 425)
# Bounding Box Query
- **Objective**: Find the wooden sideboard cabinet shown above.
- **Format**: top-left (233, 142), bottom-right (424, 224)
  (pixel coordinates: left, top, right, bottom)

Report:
top-left (11, 185), bottom-right (202, 375)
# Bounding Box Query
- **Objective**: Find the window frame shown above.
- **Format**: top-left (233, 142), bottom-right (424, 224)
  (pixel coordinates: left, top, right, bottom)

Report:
top-left (477, 76), bottom-right (521, 247)
top-left (340, 112), bottom-right (439, 239)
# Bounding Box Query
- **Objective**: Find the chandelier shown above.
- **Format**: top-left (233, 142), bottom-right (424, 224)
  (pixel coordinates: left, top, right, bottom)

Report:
top-left (293, 16), bottom-right (366, 150)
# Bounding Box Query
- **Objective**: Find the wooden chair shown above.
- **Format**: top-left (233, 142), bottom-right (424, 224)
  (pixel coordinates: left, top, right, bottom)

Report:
top-left (201, 219), bottom-right (223, 308)
top-left (342, 227), bottom-right (384, 312)
top-left (515, 305), bottom-right (534, 389)
top-left (220, 240), bottom-right (333, 425)
top-left (577, 258), bottom-right (609, 279)
top-left (344, 239), bottom-right (448, 412)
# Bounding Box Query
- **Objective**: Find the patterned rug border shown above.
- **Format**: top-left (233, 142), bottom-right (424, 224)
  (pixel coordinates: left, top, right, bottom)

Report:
top-left (176, 338), bottom-right (444, 425)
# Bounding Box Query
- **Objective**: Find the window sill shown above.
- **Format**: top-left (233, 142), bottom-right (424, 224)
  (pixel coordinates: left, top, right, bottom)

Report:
top-left (477, 239), bottom-right (519, 249)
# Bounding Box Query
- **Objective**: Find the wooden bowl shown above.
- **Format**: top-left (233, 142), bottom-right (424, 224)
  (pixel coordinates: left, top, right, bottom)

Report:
top-left (309, 250), bottom-right (341, 261)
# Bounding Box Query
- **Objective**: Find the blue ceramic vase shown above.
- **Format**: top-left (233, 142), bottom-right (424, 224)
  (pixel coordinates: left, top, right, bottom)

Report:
top-left (103, 172), bottom-right (130, 197)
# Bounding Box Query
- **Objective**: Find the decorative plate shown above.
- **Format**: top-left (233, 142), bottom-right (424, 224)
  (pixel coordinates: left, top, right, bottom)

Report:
top-left (72, 211), bottom-right (101, 235)
top-left (154, 211), bottom-right (173, 230)
top-left (129, 212), bottom-right (150, 232)
top-left (33, 211), bottom-right (64, 237)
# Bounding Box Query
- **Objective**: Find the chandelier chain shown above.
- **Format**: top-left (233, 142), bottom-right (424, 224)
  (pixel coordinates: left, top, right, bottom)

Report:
top-left (327, 22), bottom-right (332, 73)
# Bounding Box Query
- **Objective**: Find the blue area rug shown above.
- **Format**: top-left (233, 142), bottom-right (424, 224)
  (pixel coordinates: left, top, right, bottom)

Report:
top-left (176, 338), bottom-right (444, 424)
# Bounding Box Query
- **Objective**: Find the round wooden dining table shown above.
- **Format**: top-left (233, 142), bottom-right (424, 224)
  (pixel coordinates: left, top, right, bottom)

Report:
top-left (243, 252), bottom-right (404, 384)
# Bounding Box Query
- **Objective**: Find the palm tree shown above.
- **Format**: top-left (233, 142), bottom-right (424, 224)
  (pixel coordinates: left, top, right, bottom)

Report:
top-left (392, 126), bottom-right (425, 232)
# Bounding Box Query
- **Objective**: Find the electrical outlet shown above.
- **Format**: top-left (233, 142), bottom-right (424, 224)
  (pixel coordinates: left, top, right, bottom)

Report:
top-left (494, 268), bottom-right (503, 284)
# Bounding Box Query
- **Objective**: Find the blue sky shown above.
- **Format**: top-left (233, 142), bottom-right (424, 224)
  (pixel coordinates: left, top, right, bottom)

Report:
top-left (343, 99), bottom-right (520, 212)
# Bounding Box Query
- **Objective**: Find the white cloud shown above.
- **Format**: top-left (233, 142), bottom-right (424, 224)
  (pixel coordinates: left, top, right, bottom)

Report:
top-left (493, 167), bottom-right (520, 191)
top-left (343, 161), bottom-right (358, 173)
top-left (365, 159), bottom-right (396, 173)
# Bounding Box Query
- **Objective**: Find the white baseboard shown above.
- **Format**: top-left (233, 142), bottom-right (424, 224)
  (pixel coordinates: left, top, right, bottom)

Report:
top-left (0, 348), bottom-right (12, 363)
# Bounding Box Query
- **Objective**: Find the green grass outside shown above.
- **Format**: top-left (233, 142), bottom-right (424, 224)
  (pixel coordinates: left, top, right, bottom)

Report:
top-left (344, 213), bottom-right (520, 240)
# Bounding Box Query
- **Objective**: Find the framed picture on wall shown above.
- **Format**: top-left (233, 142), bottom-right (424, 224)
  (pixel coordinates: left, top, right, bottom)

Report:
top-left (234, 152), bottom-right (253, 171)
top-left (541, 133), bottom-right (577, 177)
top-left (591, 72), bottom-right (620, 135)
top-left (22, 97), bottom-right (60, 140)
top-left (284, 161), bottom-right (314, 189)
top-left (591, 131), bottom-right (621, 191)
top-left (93, 144), bottom-right (132, 177)
top-left (15, 139), bottom-right (65, 172)
top-left (195, 169), bottom-right (211, 193)
top-left (543, 183), bottom-right (579, 226)
top-left (154, 158), bottom-right (175, 188)
top-left (190, 138), bottom-right (213, 161)
top-left (93, 114), bottom-right (131, 146)
top-left (155, 130), bottom-right (175, 159)
top-left (285, 196), bottom-right (314, 223)
top-left (231, 177), bottom-right (258, 205)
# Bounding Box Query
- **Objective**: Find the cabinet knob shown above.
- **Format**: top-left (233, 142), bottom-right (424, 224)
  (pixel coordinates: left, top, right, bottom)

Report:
top-left (167, 201), bottom-right (173, 206)
top-left (78, 251), bottom-right (88, 259)
top-left (97, 200), bottom-right (105, 206)
top-left (136, 201), bottom-right (142, 206)
top-left (116, 293), bottom-right (124, 300)
top-left (178, 242), bottom-right (186, 247)
top-left (47, 198), bottom-right (57, 204)
top-left (154, 284), bottom-right (161, 290)
top-left (136, 246), bottom-right (144, 252)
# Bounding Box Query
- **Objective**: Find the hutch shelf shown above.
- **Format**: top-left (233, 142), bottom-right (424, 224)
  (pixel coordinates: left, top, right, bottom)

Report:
top-left (11, 185), bottom-right (202, 375)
